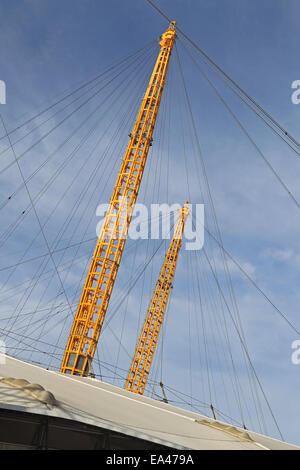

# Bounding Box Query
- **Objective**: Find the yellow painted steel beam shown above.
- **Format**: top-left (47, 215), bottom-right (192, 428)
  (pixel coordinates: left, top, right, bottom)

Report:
top-left (60, 22), bottom-right (177, 376)
top-left (125, 203), bottom-right (189, 395)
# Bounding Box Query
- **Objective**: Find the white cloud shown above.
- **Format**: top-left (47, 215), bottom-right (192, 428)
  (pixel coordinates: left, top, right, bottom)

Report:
top-left (261, 247), bottom-right (300, 269)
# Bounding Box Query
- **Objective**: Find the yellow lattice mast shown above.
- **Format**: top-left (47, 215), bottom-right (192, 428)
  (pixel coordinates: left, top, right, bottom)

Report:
top-left (60, 22), bottom-right (177, 376)
top-left (125, 203), bottom-right (189, 395)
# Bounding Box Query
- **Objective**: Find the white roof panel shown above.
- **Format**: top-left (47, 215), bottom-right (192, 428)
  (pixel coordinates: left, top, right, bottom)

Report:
top-left (0, 355), bottom-right (298, 450)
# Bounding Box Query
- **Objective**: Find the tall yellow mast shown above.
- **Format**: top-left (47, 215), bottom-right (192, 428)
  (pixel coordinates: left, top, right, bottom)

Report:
top-left (60, 22), bottom-right (177, 376)
top-left (125, 203), bottom-right (189, 395)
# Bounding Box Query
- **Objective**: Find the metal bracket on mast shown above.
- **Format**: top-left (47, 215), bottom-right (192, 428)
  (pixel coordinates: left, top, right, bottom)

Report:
top-left (159, 381), bottom-right (169, 404)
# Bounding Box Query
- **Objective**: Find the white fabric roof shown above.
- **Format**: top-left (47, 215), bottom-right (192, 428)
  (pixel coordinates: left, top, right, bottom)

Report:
top-left (0, 355), bottom-right (298, 450)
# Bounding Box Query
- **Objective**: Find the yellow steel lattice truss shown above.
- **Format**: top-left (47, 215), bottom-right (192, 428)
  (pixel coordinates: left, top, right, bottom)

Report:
top-left (60, 22), bottom-right (177, 376)
top-left (125, 203), bottom-right (189, 395)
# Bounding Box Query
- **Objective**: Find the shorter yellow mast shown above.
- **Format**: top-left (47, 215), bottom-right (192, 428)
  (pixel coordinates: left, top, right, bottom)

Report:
top-left (125, 202), bottom-right (190, 395)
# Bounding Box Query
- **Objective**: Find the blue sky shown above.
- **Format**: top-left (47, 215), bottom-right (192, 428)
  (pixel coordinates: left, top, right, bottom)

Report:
top-left (0, 0), bottom-right (300, 446)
